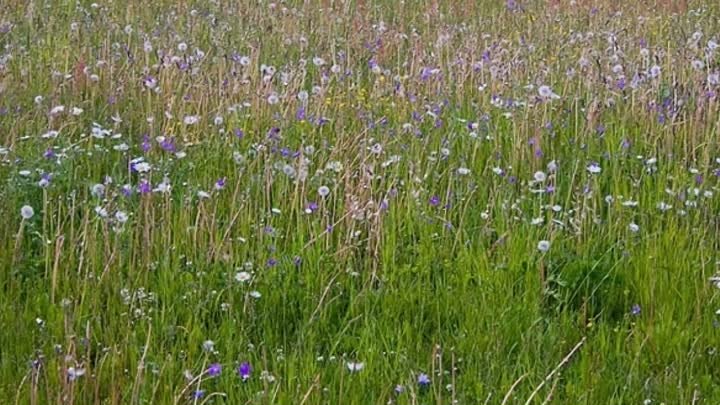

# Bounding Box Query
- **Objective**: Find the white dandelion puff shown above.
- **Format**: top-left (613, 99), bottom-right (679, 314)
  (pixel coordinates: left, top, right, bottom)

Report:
top-left (537, 240), bottom-right (551, 252)
top-left (20, 205), bottom-right (34, 219)
top-left (183, 115), bottom-right (199, 125)
top-left (538, 85), bottom-right (560, 100)
top-left (587, 163), bottom-right (602, 174)
top-left (649, 65), bottom-right (661, 78)
top-left (115, 211), bottom-right (129, 224)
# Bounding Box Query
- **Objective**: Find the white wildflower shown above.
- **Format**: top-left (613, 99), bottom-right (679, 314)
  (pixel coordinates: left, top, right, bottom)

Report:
top-left (235, 271), bottom-right (252, 282)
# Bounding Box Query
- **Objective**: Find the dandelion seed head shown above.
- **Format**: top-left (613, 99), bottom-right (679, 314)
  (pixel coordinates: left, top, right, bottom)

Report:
top-left (20, 205), bottom-right (34, 219)
top-left (537, 240), bottom-right (551, 252)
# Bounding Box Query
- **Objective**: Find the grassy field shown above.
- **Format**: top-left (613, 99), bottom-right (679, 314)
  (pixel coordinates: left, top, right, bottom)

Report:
top-left (2, 0), bottom-right (720, 403)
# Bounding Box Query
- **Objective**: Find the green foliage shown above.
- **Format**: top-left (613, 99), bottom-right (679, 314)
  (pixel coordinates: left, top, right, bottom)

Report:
top-left (1, 0), bottom-right (720, 404)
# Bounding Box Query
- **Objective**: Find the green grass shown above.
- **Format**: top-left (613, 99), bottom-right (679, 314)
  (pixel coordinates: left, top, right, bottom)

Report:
top-left (1, 0), bottom-right (720, 404)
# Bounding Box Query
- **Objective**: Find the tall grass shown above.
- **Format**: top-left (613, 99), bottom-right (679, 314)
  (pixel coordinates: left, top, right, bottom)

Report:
top-left (1, 0), bottom-right (720, 404)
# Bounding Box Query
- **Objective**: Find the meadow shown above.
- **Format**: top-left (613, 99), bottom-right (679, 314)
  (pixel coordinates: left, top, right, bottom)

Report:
top-left (1, 0), bottom-right (720, 403)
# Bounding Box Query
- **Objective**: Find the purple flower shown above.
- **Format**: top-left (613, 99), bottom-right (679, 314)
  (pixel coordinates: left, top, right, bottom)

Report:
top-left (266, 258), bottom-right (277, 267)
top-left (141, 134), bottom-right (151, 153)
top-left (429, 195), bottom-right (440, 207)
top-left (67, 367), bottom-right (86, 382)
top-left (192, 390), bottom-right (205, 399)
top-left (418, 373), bottom-right (431, 387)
top-left (237, 362), bottom-right (251, 381)
top-left (293, 256), bottom-right (302, 266)
top-left (40, 172), bottom-right (52, 184)
top-left (394, 384), bottom-right (405, 395)
top-left (596, 124), bottom-right (606, 136)
top-left (215, 177), bottom-right (226, 190)
top-left (234, 128), bottom-right (244, 139)
top-left (616, 78), bottom-right (626, 90)
top-left (138, 180), bottom-right (152, 194)
top-left (266, 127), bottom-right (281, 140)
top-left (44, 148), bottom-right (55, 159)
top-left (630, 304), bottom-right (641, 316)
top-left (143, 75), bottom-right (157, 89)
top-left (121, 184), bottom-right (133, 197)
top-left (207, 363), bottom-right (222, 377)
top-left (160, 137), bottom-right (176, 153)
